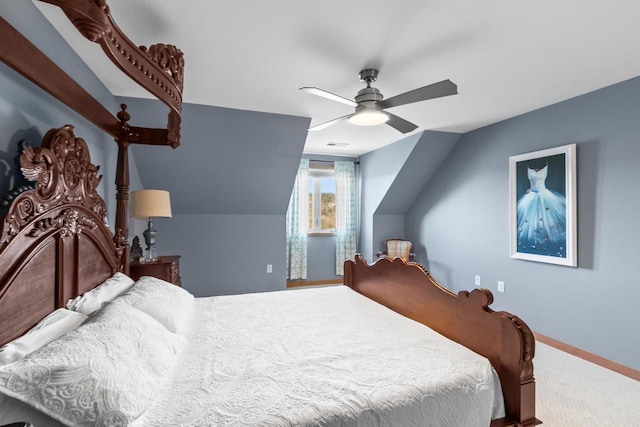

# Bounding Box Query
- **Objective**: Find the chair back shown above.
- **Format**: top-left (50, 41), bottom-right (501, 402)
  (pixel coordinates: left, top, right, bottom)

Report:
top-left (385, 239), bottom-right (413, 261)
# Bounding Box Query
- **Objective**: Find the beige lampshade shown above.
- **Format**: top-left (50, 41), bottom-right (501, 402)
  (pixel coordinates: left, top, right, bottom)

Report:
top-left (130, 190), bottom-right (172, 219)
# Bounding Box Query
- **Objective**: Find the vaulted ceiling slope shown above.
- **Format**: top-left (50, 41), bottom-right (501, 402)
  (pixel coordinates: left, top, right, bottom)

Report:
top-left (35, 0), bottom-right (640, 157)
top-left (120, 97), bottom-right (310, 215)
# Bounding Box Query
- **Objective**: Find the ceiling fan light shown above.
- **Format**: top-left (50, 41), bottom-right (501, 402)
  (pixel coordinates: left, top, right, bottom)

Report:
top-left (348, 109), bottom-right (389, 126)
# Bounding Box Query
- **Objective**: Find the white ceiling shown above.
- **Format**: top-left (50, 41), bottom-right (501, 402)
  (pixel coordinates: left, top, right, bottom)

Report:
top-left (35, 0), bottom-right (640, 157)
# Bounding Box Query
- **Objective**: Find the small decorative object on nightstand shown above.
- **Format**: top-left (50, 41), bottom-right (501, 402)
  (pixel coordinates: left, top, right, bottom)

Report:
top-left (130, 235), bottom-right (143, 260)
top-left (129, 255), bottom-right (181, 286)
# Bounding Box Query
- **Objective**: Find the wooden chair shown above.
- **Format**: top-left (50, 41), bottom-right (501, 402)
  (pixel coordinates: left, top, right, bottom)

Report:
top-left (376, 239), bottom-right (415, 262)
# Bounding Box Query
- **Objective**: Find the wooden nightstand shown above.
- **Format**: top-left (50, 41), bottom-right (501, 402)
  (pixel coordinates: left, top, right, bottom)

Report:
top-left (130, 255), bottom-right (181, 286)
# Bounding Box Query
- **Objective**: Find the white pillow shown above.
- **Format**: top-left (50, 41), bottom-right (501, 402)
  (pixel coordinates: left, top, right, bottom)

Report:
top-left (0, 309), bottom-right (87, 367)
top-left (0, 301), bottom-right (184, 426)
top-left (66, 271), bottom-right (134, 314)
top-left (114, 276), bottom-right (194, 334)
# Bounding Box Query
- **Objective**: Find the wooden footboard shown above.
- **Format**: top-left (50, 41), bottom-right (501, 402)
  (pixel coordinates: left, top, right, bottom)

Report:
top-left (344, 255), bottom-right (541, 426)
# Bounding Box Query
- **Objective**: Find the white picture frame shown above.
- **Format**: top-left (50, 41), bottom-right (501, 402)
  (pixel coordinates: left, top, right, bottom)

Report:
top-left (509, 143), bottom-right (577, 266)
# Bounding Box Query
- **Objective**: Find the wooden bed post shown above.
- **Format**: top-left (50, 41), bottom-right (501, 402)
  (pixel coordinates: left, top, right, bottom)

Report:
top-left (114, 105), bottom-right (131, 274)
top-left (1, 5), bottom-right (185, 275)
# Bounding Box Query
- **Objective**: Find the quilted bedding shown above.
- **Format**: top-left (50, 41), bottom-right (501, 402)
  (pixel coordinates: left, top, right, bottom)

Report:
top-left (135, 285), bottom-right (504, 426)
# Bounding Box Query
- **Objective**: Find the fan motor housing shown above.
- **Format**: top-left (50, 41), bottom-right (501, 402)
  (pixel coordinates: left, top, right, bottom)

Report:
top-left (355, 86), bottom-right (383, 104)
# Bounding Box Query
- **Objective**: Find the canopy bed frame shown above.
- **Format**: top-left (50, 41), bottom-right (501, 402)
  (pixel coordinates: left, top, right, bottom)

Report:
top-left (0, 128), bottom-right (541, 426)
top-left (0, 2), bottom-right (540, 426)
top-left (0, 0), bottom-right (185, 271)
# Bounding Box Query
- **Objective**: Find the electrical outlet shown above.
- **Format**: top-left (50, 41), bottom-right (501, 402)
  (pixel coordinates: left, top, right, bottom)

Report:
top-left (475, 275), bottom-right (481, 286)
top-left (498, 281), bottom-right (505, 293)
top-left (267, 264), bottom-right (272, 273)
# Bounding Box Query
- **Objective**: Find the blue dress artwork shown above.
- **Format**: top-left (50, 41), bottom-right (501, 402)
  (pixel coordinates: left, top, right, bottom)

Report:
top-left (517, 165), bottom-right (566, 257)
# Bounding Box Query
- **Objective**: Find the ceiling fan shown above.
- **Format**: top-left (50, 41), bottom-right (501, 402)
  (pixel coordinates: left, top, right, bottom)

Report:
top-left (300, 68), bottom-right (457, 134)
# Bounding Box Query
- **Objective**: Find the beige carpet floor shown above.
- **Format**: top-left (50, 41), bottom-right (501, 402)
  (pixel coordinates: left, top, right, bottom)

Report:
top-left (535, 342), bottom-right (640, 426)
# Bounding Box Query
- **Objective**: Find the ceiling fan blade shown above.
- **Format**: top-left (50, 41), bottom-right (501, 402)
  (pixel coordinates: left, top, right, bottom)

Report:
top-left (308, 114), bottom-right (352, 131)
top-left (300, 87), bottom-right (357, 107)
top-left (378, 79), bottom-right (458, 109)
top-left (385, 112), bottom-right (418, 134)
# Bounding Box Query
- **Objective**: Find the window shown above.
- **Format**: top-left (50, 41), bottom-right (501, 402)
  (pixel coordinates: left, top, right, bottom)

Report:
top-left (307, 163), bottom-right (336, 234)
top-left (286, 159), bottom-right (357, 278)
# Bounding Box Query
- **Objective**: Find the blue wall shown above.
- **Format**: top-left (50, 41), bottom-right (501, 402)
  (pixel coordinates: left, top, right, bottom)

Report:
top-left (158, 214), bottom-right (285, 297)
top-left (359, 130), bottom-right (460, 261)
top-left (120, 97), bottom-right (310, 295)
top-left (406, 76), bottom-right (640, 370)
top-left (359, 133), bottom-right (420, 261)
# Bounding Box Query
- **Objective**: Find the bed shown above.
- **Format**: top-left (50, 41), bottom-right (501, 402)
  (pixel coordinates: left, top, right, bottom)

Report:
top-left (1, 1), bottom-right (539, 425)
top-left (0, 128), bottom-right (540, 426)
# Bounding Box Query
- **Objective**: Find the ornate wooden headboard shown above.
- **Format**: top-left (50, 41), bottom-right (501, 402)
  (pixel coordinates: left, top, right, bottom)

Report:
top-left (0, 126), bottom-right (123, 347)
top-left (0, 1), bottom-right (186, 347)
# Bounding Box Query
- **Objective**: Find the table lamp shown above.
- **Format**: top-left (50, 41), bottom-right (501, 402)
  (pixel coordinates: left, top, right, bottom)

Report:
top-left (130, 189), bottom-right (172, 262)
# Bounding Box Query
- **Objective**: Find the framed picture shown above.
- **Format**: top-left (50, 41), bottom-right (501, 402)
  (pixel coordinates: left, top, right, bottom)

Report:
top-left (509, 143), bottom-right (577, 266)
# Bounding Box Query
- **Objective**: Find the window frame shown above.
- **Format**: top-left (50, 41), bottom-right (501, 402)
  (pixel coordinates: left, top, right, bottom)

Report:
top-left (307, 165), bottom-right (336, 236)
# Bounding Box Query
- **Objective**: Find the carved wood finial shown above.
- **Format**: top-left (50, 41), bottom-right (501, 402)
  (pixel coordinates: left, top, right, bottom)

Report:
top-left (117, 103), bottom-right (132, 143)
top-left (140, 44), bottom-right (185, 93)
top-left (117, 103), bottom-right (130, 124)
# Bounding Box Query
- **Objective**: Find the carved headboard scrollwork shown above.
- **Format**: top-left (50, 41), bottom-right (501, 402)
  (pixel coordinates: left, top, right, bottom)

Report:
top-left (1, 126), bottom-right (108, 245)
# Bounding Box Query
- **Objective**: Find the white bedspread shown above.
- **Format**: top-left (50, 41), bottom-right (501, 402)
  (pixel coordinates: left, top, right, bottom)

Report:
top-left (135, 286), bottom-right (504, 427)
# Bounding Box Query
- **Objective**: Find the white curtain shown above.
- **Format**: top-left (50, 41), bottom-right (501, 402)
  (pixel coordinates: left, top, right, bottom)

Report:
top-left (286, 159), bottom-right (309, 280)
top-left (334, 161), bottom-right (357, 275)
